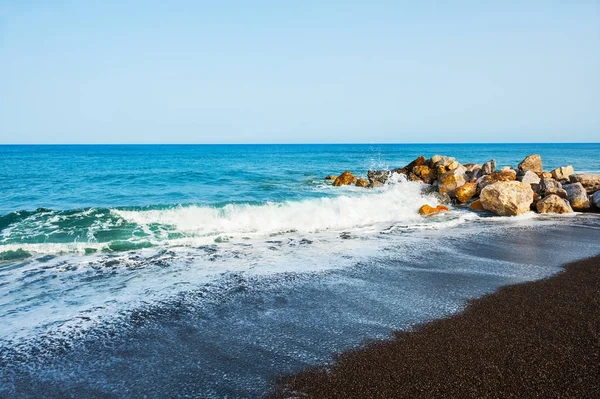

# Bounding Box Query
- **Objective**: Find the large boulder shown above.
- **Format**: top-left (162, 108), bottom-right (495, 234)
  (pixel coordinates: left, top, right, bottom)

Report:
top-left (438, 166), bottom-right (468, 197)
top-left (367, 170), bottom-right (391, 186)
top-left (568, 174), bottom-right (600, 194)
top-left (563, 182), bottom-right (591, 211)
top-left (536, 194), bottom-right (573, 214)
top-left (418, 204), bottom-right (449, 216)
top-left (538, 178), bottom-right (562, 196)
top-left (551, 165), bottom-right (574, 181)
top-left (482, 159), bottom-right (496, 175)
top-left (518, 170), bottom-right (541, 186)
top-left (480, 181), bottom-right (534, 216)
top-left (455, 182), bottom-right (477, 203)
top-left (333, 171), bottom-right (357, 186)
top-left (477, 170), bottom-right (517, 191)
top-left (518, 154), bottom-right (543, 174)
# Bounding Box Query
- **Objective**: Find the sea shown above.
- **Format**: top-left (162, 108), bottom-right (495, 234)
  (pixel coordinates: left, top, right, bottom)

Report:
top-left (1, 143), bottom-right (600, 398)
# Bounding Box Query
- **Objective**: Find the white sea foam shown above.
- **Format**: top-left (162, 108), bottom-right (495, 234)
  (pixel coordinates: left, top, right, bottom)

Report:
top-left (113, 180), bottom-right (436, 238)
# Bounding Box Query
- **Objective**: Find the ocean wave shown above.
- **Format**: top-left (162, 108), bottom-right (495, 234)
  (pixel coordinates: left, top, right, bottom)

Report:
top-left (0, 180), bottom-right (451, 255)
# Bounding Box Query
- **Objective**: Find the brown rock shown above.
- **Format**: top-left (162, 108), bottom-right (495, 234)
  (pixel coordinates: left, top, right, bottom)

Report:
top-left (394, 156), bottom-right (427, 175)
top-left (568, 174), bottom-right (600, 194)
top-left (541, 172), bottom-right (553, 179)
top-left (438, 166), bottom-right (468, 197)
top-left (536, 194), bottom-right (573, 214)
top-left (455, 182), bottom-right (477, 203)
top-left (468, 199), bottom-right (484, 211)
top-left (369, 180), bottom-right (384, 188)
top-left (563, 182), bottom-right (591, 211)
top-left (418, 204), bottom-right (450, 216)
top-left (355, 178), bottom-right (369, 188)
top-left (480, 181), bottom-right (534, 216)
top-left (412, 165), bottom-right (436, 184)
top-left (545, 187), bottom-right (568, 199)
top-left (518, 154), bottom-right (543, 174)
top-left (551, 165), bottom-right (574, 181)
top-left (430, 155), bottom-right (456, 169)
top-left (477, 170), bottom-right (517, 191)
top-left (332, 171), bottom-right (357, 186)
top-left (447, 161), bottom-right (460, 171)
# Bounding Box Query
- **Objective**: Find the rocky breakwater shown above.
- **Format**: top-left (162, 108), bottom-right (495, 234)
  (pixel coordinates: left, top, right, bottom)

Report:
top-left (326, 154), bottom-right (600, 217)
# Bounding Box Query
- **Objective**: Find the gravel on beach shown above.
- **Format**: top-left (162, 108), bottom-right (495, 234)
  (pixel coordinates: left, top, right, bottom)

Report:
top-left (269, 254), bottom-right (600, 399)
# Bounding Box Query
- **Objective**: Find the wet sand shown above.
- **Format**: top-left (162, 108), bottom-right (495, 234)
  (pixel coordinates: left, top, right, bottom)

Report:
top-left (269, 254), bottom-right (600, 399)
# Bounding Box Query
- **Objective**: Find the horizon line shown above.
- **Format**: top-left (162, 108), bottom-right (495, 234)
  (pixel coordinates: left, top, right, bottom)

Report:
top-left (1, 142), bottom-right (599, 146)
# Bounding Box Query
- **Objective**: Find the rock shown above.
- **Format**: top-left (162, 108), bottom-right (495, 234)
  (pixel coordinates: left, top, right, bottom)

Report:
top-left (463, 164), bottom-right (481, 173)
top-left (469, 169), bottom-right (483, 183)
top-left (430, 155), bottom-right (456, 169)
top-left (592, 191), bottom-right (600, 209)
top-left (482, 159), bottom-right (496, 175)
top-left (501, 166), bottom-right (513, 172)
top-left (367, 170), bottom-right (391, 186)
top-left (480, 181), bottom-right (534, 216)
top-left (563, 183), bottom-right (591, 211)
top-left (433, 191), bottom-right (452, 204)
top-left (538, 178), bottom-right (562, 195)
top-left (541, 172), bottom-right (553, 179)
top-left (447, 161), bottom-right (460, 171)
top-left (430, 155), bottom-right (443, 165)
top-left (477, 170), bottom-right (517, 191)
top-left (551, 165), bottom-right (574, 181)
top-left (536, 194), bottom-right (573, 214)
top-left (438, 166), bottom-right (468, 197)
top-left (544, 187), bottom-right (568, 199)
top-left (369, 180), bottom-right (384, 188)
top-left (325, 175), bottom-right (336, 180)
top-left (455, 182), bottom-right (477, 203)
top-left (355, 178), bottom-right (369, 188)
top-left (393, 156), bottom-right (427, 175)
top-left (412, 165), bottom-right (436, 184)
top-left (518, 170), bottom-right (541, 185)
top-left (568, 174), bottom-right (600, 194)
top-left (518, 154), bottom-right (543, 174)
top-left (418, 204), bottom-right (450, 216)
top-left (468, 199), bottom-right (484, 211)
top-left (332, 171), bottom-right (357, 186)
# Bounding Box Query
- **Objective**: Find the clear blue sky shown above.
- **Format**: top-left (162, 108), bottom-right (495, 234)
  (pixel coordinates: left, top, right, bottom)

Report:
top-left (1, 1), bottom-right (598, 144)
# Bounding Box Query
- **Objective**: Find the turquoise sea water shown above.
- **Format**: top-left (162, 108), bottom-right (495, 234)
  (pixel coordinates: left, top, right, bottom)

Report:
top-left (1, 143), bottom-right (599, 253)
top-left (1, 143), bottom-right (600, 397)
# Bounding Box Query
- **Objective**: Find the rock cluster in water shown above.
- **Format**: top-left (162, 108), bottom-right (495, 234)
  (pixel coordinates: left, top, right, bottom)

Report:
top-left (327, 154), bottom-right (600, 217)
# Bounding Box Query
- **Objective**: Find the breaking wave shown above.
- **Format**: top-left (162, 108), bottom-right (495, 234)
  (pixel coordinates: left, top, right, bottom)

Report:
top-left (1, 180), bottom-right (454, 256)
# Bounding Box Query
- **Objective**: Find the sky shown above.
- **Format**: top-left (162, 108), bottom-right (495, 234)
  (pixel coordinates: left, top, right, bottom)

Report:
top-left (0, 1), bottom-right (599, 144)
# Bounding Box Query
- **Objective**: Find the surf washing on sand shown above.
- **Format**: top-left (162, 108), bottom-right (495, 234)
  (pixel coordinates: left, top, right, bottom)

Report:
top-left (1, 143), bottom-right (600, 397)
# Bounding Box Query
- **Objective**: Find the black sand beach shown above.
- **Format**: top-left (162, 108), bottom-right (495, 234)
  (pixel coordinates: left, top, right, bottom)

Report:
top-left (269, 254), bottom-right (600, 399)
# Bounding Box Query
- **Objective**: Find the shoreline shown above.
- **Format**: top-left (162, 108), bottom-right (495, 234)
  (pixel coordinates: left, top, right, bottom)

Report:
top-left (268, 253), bottom-right (600, 398)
